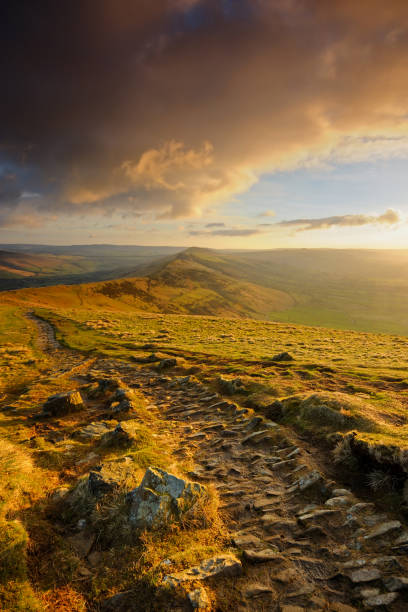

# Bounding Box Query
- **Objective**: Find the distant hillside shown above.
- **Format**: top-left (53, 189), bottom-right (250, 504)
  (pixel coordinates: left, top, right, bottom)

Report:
top-left (158, 247), bottom-right (408, 336)
top-left (4, 250), bottom-right (293, 320)
top-left (0, 245), bottom-right (183, 291)
top-left (4, 246), bottom-right (408, 334)
top-left (0, 249), bottom-right (94, 279)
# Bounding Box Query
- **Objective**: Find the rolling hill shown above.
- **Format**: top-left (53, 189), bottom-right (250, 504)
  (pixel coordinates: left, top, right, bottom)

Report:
top-left (0, 245), bottom-right (183, 291)
top-left (3, 245), bottom-right (408, 334)
top-left (3, 249), bottom-right (293, 320)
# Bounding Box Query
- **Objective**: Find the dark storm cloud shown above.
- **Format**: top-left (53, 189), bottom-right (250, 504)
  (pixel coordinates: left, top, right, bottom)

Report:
top-left (2, 0), bottom-right (408, 226)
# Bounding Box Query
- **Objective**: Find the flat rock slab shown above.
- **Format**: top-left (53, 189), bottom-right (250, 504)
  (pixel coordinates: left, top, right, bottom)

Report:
top-left (363, 521), bottom-right (401, 540)
top-left (349, 568), bottom-right (381, 583)
top-left (232, 534), bottom-right (262, 548)
top-left (244, 584), bottom-right (274, 598)
top-left (74, 422), bottom-right (112, 440)
top-left (362, 592), bottom-right (398, 607)
top-left (163, 554), bottom-right (242, 587)
top-left (244, 549), bottom-right (282, 563)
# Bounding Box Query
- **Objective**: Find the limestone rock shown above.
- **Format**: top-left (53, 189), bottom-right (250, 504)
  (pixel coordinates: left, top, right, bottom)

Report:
top-left (188, 587), bottom-right (210, 610)
top-left (74, 422), bottom-right (112, 441)
top-left (362, 592), bottom-right (398, 608)
top-left (349, 568), bottom-right (381, 583)
top-left (363, 520), bottom-right (401, 540)
top-left (326, 496), bottom-right (352, 507)
top-left (128, 467), bottom-right (206, 529)
top-left (163, 554), bottom-right (242, 587)
top-left (42, 390), bottom-right (84, 416)
top-left (383, 576), bottom-right (408, 591)
top-left (243, 549), bottom-right (282, 563)
top-left (245, 584), bottom-right (274, 597)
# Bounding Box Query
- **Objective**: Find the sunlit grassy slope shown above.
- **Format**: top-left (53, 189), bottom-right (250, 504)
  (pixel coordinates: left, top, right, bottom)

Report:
top-left (162, 248), bottom-right (408, 335)
top-left (3, 246), bottom-right (408, 335)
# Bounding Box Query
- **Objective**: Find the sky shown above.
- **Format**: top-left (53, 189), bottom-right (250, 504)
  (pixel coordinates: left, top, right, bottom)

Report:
top-left (1, 0), bottom-right (408, 248)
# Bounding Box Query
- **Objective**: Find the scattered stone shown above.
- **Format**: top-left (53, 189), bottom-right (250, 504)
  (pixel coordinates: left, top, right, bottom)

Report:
top-left (232, 534), bottom-right (262, 548)
top-left (188, 587), bottom-right (210, 610)
top-left (326, 496), bottom-right (352, 507)
top-left (244, 584), bottom-right (274, 598)
top-left (355, 588), bottom-right (380, 599)
top-left (383, 576), bottom-right (408, 591)
top-left (163, 554), bottom-right (242, 587)
top-left (74, 422), bottom-right (112, 441)
top-left (242, 429), bottom-right (270, 444)
top-left (42, 390), bottom-right (84, 416)
top-left (244, 549), bottom-right (282, 563)
top-left (349, 568), bottom-right (381, 583)
top-left (343, 559), bottom-right (367, 569)
top-left (298, 470), bottom-right (322, 491)
top-left (332, 488), bottom-right (352, 497)
top-left (362, 592), bottom-right (398, 608)
top-left (128, 467), bottom-right (206, 529)
top-left (363, 521), bottom-right (401, 540)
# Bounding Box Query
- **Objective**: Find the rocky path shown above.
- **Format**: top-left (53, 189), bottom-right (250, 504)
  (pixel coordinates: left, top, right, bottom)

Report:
top-left (25, 314), bottom-right (408, 610)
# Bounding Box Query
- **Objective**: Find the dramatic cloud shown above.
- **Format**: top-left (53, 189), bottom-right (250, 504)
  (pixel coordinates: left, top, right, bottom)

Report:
top-left (2, 0), bottom-right (408, 226)
top-left (205, 222), bottom-right (226, 228)
top-left (277, 208), bottom-right (402, 232)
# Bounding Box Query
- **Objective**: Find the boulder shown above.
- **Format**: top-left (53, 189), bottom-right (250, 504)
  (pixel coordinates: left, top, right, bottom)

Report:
top-left (99, 422), bottom-right (137, 448)
top-left (128, 467), bottom-right (207, 529)
top-left (42, 390), bottom-right (84, 416)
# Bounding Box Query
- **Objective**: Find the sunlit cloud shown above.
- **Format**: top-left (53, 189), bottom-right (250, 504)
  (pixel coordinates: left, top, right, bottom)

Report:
top-left (276, 208), bottom-right (402, 232)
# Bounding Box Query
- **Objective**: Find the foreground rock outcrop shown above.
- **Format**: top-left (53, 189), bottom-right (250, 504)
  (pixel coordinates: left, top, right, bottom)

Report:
top-left (128, 467), bottom-right (207, 529)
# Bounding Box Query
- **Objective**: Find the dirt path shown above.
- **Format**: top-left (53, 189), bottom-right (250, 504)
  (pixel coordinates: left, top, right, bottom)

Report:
top-left (25, 314), bottom-right (408, 610)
